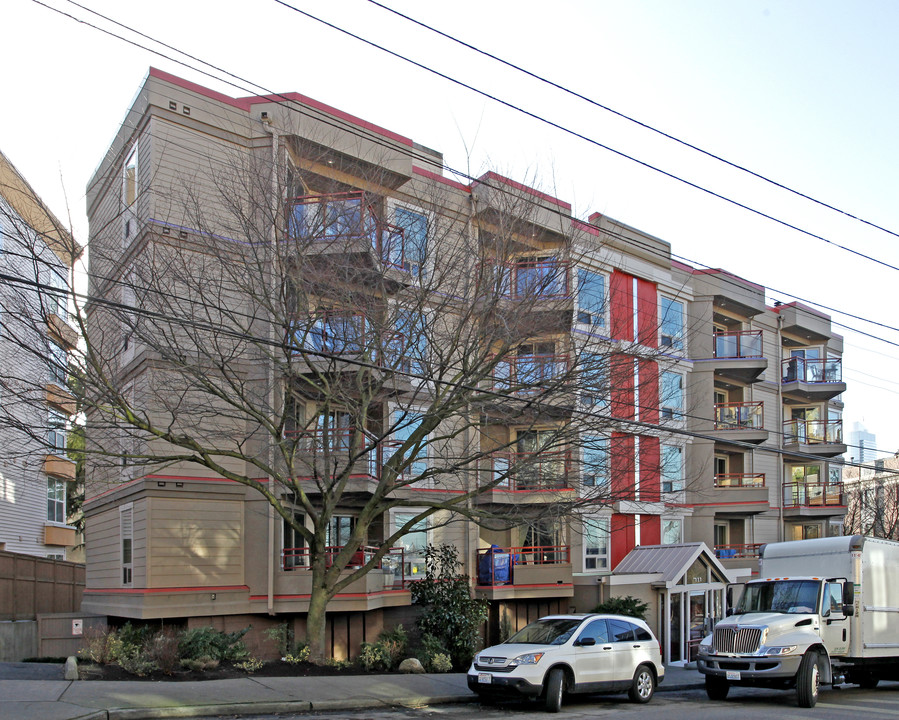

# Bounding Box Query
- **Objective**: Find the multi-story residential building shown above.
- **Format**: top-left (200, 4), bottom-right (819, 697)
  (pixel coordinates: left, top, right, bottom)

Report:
top-left (0, 150), bottom-right (81, 558)
top-left (80, 69), bottom-right (847, 661)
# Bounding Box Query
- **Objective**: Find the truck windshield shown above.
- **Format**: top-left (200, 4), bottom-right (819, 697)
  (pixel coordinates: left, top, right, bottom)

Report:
top-left (736, 580), bottom-right (820, 614)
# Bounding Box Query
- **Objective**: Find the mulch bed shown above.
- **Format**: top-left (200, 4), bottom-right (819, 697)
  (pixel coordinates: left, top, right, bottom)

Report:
top-left (80, 660), bottom-right (392, 682)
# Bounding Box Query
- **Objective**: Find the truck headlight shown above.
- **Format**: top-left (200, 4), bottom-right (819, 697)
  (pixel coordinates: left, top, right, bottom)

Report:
top-left (508, 652), bottom-right (545, 666)
top-left (699, 639), bottom-right (713, 654)
top-left (765, 645), bottom-right (798, 656)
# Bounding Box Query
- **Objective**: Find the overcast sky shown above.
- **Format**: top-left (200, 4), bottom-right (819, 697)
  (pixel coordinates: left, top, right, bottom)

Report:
top-left (4, 0), bottom-right (898, 459)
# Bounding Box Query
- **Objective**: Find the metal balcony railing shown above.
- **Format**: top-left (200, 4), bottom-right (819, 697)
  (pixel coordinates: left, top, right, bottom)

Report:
top-left (283, 427), bottom-right (378, 476)
top-left (713, 401), bottom-right (764, 430)
top-left (487, 257), bottom-right (571, 300)
top-left (476, 545), bottom-right (570, 585)
top-left (783, 481), bottom-right (845, 508)
top-left (714, 543), bottom-right (762, 559)
top-left (782, 419), bottom-right (843, 444)
top-left (714, 473), bottom-right (765, 488)
top-left (485, 451), bottom-right (572, 491)
top-left (282, 545), bottom-right (410, 587)
top-left (492, 354), bottom-right (570, 392)
top-left (782, 357), bottom-right (842, 384)
top-left (713, 330), bottom-right (763, 359)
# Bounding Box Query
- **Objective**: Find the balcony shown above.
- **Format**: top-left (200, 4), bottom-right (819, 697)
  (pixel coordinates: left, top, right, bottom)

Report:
top-left (478, 451), bottom-right (574, 502)
top-left (475, 545), bottom-right (573, 600)
top-left (714, 543), bottom-right (762, 560)
top-left (491, 353), bottom-right (571, 397)
top-left (702, 331), bottom-right (767, 384)
top-left (43, 453), bottom-right (76, 481)
top-left (782, 419), bottom-right (846, 457)
top-left (781, 358), bottom-right (846, 402)
top-left (284, 427), bottom-right (378, 485)
top-left (286, 192), bottom-right (420, 281)
top-left (708, 402), bottom-right (768, 445)
top-left (711, 473), bottom-right (769, 509)
top-left (484, 257), bottom-right (573, 331)
top-left (783, 482), bottom-right (846, 515)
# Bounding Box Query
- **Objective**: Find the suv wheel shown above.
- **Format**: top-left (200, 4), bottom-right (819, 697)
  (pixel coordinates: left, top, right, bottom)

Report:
top-left (628, 664), bottom-right (655, 703)
top-left (544, 667), bottom-right (565, 712)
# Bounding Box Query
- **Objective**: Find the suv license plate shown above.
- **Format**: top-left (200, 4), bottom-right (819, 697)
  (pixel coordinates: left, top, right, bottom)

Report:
top-left (478, 673), bottom-right (492, 684)
top-left (726, 671), bottom-right (741, 681)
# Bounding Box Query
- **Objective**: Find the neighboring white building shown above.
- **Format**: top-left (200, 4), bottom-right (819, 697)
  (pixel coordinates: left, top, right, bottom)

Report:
top-left (0, 149), bottom-right (81, 558)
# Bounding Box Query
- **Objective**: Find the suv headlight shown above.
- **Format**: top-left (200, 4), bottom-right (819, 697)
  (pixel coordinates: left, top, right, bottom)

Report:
top-left (508, 652), bottom-right (545, 666)
top-left (765, 645), bottom-right (798, 656)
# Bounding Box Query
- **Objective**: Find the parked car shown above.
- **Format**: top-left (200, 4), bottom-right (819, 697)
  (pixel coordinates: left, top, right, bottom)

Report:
top-left (467, 613), bottom-right (664, 712)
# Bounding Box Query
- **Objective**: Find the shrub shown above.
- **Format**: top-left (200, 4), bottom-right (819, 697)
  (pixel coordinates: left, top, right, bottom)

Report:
top-left (235, 657), bottom-right (264, 673)
top-left (591, 595), bottom-right (649, 620)
top-left (264, 622), bottom-right (294, 656)
top-left (78, 626), bottom-right (123, 665)
top-left (178, 626), bottom-right (250, 662)
top-left (358, 624), bottom-right (408, 671)
top-left (116, 647), bottom-right (157, 677)
top-left (180, 655), bottom-right (219, 672)
top-left (283, 645), bottom-right (310, 664)
top-left (430, 652), bottom-right (453, 673)
top-left (411, 544), bottom-right (488, 670)
top-left (146, 629), bottom-right (181, 674)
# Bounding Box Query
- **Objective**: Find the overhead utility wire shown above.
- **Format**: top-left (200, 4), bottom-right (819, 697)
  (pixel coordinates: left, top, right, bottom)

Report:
top-left (272, 0), bottom-right (899, 275)
top-left (32, 5), bottom-right (899, 361)
top-left (367, 0), bottom-right (899, 244)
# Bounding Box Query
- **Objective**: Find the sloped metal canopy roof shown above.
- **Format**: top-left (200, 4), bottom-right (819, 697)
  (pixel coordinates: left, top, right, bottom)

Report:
top-left (613, 542), bottom-right (728, 587)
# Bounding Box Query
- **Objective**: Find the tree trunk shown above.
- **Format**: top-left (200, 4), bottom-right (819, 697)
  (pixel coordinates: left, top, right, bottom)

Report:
top-left (305, 572), bottom-right (331, 664)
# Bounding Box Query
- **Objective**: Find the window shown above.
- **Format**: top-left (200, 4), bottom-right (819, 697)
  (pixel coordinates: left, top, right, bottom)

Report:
top-left (579, 353), bottom-right (609, 410)
top-left (515, 256), bottom-right (566, 298)
top-left (662, 518), bottom-right (682, 545)
top-left (389, 408), bottom-right (428, 481)
top-left (388, 309), bottom-right (427, 375)
top-left (326, 515), bottom-right (356, 548)
top-left (582, 436), bottom-right (609, 488)
top-left (393, 512), bottom-right (428, 578)
top-left (713, 454), bottom-right (728, 477)
top-left (660, 371), bottom-right (683, 419)
top-left (660, 297), bottom-right (684, 350)
top-left (313, 410), bottom-right (352, 452)
top-left (48, 341), bottom-right (67, 386)
top-left (47, 477), bottom-right (66, 523)
top-left (283, 511), bottom-right (307, 570)
top-left (120, 504), bottom-right (133, 586)
top-left (123, 145), bottom-right (138, 206)
top-left (308, 312), bottom-right (369, 354)
top-left (393, 207), bottom-right (427, 275)
top-left (45, 269), bottom-right (68, 321)
top-left (583, 516), bottom-right (609, 570)
top-left (577, 269), bottom-right (605, 327)
top-left (48, 407), bottom-right (67, 454)
top-left (661, 444), bottom-right (683, 492)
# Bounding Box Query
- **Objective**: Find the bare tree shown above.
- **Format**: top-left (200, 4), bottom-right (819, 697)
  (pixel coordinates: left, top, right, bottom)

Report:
top-left (843, 463), bottom-right (899, 540)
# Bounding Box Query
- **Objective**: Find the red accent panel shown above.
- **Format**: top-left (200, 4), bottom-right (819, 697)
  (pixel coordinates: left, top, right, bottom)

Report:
top-left (610, 355), bottom-right (634, 420)
top-left (641, 515), bottom-right (661, 546)
top-left (636, 278), bottom-right (658, 347)
top-left (610, 270), bottom-right (633, 342)
top-left (640, 436), bottom-right (661, 503)
top-left (639, 359), bottom-right (659, 425)
top-left (610, 514), bottom-right (636, 569)
top-left (610, 433), bottom-right (635, 500)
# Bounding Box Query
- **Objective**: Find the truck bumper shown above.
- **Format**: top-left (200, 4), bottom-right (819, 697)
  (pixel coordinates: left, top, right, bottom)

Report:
top-left (698, 652), bottom-right (804, 683)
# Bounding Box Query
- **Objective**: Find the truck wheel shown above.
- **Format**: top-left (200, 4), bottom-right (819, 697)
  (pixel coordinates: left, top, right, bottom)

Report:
top-left (796, 651), bottom-right (820, 708)
top-left (705, 675), bottom-right (730, 701)
top-left (544, 667), bottom-right (565, 713)
top-left (628, 664), bottom-right (655, 703)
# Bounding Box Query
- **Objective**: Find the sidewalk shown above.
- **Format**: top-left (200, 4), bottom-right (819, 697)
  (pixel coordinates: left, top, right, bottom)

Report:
top-left (0, 662), bottom-right (704, 720)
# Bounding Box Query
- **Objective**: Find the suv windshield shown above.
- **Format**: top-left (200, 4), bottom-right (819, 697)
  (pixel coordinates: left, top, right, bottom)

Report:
top-left (505, 618), bottom-right (582, 645)
top-left (736, 580), bottom-right (821, 614)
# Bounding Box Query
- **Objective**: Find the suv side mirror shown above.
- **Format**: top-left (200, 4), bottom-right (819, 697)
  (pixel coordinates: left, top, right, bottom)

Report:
top-left (575, 637), bottom-right (596, 647)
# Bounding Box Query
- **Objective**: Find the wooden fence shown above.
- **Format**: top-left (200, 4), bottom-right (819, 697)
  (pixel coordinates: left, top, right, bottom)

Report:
top-left (0, 550), bottom-right (85, 620)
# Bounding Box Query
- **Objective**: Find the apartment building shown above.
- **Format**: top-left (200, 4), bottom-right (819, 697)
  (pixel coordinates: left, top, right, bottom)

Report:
top-left (0, 150), bottom-right (81, 559)
top-left (81, 69), bottom-right (846, 660)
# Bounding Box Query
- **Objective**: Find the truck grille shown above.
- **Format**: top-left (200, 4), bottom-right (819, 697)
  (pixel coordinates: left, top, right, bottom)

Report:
top-left (713, 626), bottom-right (763, 654)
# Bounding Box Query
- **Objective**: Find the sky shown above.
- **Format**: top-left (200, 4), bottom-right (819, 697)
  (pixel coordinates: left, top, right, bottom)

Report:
top-left (3, 0), bottom-right (899, 459)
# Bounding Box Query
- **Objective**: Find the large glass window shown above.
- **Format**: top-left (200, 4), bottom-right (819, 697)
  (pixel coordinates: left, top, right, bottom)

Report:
top-left (389, 408), bottom-right (428, 481)
top-left (48, 341), bottom-right (67, 386)
top-left (393, 512), bottom-right (428, 579)
top-left (582, 436), bottom-right (609, 488)
top-left (313, 410), bottom-right (352, 452)
top-left (387, 309), bottom-right (427, 375)
top-left (583, 516), bottom-right (609, 570)
top-left (47, 477), bottom-right (66, 523)
top-left (660, 297), bottom-right (684, 350)
top-left (48, 407), bottom-right (67, 455)
top-left (579, 352), bottom-right (609, 410)
top-left (326, 515), bottom-right (356, 548)
top-left (515, 256), bottom-right (565, 298)
top-left (660, 371), bottom-right (683, 419)
top-left (123, 145), bottom-right (138, 206)
top-left (662, 444), bottom-right (684, 492)
top-left (307, 313), bottom-right (369, 354)
top-left (663, 518), bottom-right (683, 544)
top-left (577, 269), bottom-right (605, 327)
top-left (120, 505), bottom-right (133, 586)
top-left (393, 207), bottom-right (427, 275)
top-left (283, 511), bottom-right (307, 570)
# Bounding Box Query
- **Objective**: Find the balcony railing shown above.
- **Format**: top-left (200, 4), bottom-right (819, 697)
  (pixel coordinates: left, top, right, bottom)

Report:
top-left (282, 545), bottom-right (409, 587)
top-left (485, 451), bottom-right (572, 491)
top-left (782, 357), bottom-right (842, 384)
top-left (291, 312), bottom-right (371, 355)
top-left (713, 330), bottom-right (763, 359)
top-left (476, 545), bottom-right (570, 585)
top-left (714, 543), bottom-right (762, 559)
top-left (714, 473), bottom-right (765, 488)
top-left (487, 257), bottom-right (571, 300)
top-left (492, 354), bottom-right (570, 393)
top-left (283, 427), bottom-right (377, 476)
top-left (782, 419), bottom-right (843, 445)
top-left (286, 192), bottom-right (419, 274)
top-left (783, 481), bottom-right (845, 508)
top-left (714, 402), bottom-right (764, 430)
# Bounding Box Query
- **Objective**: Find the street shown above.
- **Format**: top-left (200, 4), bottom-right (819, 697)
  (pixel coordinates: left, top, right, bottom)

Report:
top-left (198, 683), bottom-right (899, 720)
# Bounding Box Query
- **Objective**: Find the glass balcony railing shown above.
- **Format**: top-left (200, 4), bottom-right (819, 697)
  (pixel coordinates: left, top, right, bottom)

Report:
top-left (476, 545), bottom-right (571, 585)
top-left (782, 357), bottom-right (842, 384)
top-left (713, 330), bottom-right (762, 359)
top-left (485, 451), bottom-right (572, 491)
top-left (492, 354), bottom-right (570, 393)
top-left (783, 481), bottom-right (845, 508)
top-left (714, 473), bottom-right (765, 488)
top-left (713, 402), bottom-right (764, 430)
top-left (783, 419), bottom-right (843, 445)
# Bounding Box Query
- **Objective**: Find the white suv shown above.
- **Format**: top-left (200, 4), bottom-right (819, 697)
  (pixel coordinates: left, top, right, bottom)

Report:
top-left (467, 613), bottom-right (664, 712)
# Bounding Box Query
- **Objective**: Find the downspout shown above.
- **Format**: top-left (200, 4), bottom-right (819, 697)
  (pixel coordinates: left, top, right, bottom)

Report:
top-left (261, 111), bottom-right (281, 615)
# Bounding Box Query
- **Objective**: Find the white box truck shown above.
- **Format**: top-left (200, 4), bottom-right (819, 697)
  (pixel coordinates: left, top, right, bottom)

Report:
top-left (697, 535), bottom-right (899, 707)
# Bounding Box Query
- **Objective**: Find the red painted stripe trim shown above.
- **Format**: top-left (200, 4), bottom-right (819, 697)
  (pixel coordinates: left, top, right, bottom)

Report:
top-left (84, 585), bottom-right (249, 595)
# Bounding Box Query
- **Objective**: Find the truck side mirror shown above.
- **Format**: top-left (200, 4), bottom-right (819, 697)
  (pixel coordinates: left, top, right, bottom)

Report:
top-left (842, 583), bottom-right (855, 616)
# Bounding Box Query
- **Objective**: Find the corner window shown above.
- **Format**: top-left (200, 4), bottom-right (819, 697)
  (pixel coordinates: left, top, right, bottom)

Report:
top-left (660, 297), bottom-right (684, 350)
top-left (47, 477), bottom-right (66, 523)
top-left (45, 269), bottom-right (68, 321)
top-left (392, 511), bottom-right (428, 579)
top-left (48, 407), bottom-right (67, 455)
top-left (583, 516), bottom-right (609, 571)
top-left (577, 269), bottom-right (606, 327)
top-left (392, 207), bottom-right (428, 276)
top-left (120, 504), bottom-right (133, 586)
top-left (662, 444), bottom-right (684, 492)
top-left (579, 353), bottom-right (609, 410)
top-left (388, 408), bottom-right (428, 482)
top-left (660, 371), bottom-right (684, 419)
top-left (48, 341), bottom-right (67, 386)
